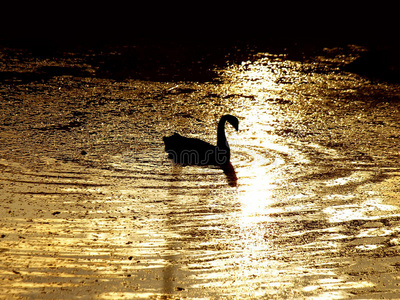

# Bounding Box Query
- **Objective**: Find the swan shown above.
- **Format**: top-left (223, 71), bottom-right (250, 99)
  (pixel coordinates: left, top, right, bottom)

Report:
top-left (163, 114), bottom-right (239, 166)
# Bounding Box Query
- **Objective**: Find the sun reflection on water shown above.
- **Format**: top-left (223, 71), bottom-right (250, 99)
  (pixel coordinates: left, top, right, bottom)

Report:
top-left (238, 172), bottom-right (275, 221)
top-left (223, 55), bottom-right (289, 230)
top-left (221, 58), bottom-right (293, 294)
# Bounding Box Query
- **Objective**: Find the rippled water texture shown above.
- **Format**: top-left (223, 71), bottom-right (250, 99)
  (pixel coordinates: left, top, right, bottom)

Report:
top-left (1, 45), bottom-right (400, 299)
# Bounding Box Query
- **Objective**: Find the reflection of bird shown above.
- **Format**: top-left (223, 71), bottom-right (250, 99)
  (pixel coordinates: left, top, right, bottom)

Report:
top-left (163, 114), bottom-right (239, 166)
top-left (222, 161), bottom-right (238, 187)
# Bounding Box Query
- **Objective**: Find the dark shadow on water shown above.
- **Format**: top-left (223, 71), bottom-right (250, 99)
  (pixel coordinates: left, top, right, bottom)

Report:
top-left (0, 66), bottom-right (90, 85)
top-left (343, 48), bottom-right (400, 83)
top-left (222, 162), bottom-right (237, 187)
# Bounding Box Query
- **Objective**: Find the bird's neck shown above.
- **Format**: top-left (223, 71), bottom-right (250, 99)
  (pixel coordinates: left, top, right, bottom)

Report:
top-left (217, 117), bottom-right (228, 149)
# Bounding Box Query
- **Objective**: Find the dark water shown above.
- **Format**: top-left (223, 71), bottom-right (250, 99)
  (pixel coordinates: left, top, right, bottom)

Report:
top-left (1, 43), bottom-right (400, 299)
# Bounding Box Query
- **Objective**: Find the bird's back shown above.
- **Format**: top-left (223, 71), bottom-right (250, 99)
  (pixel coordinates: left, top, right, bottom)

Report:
top-left (163, 133), bottom-right (216, 165)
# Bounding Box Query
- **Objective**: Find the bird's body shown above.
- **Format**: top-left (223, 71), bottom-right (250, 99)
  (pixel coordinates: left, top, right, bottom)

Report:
top-left (163, 115), bottom-right (239, 166)
top-left (163, 133), bottom-right (227, 166)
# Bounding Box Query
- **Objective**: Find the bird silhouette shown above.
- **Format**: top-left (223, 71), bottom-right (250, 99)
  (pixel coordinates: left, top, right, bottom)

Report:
top-left (163, 114), bottom-right (239, 166)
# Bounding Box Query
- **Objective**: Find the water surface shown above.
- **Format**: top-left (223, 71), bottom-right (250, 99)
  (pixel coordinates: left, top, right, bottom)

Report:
top-left (1, 44), bottom-right (400, 299)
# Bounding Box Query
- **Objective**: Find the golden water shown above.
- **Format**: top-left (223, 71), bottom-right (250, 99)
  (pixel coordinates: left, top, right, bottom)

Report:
top-left (1, 47), bottom-right (400, 299)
